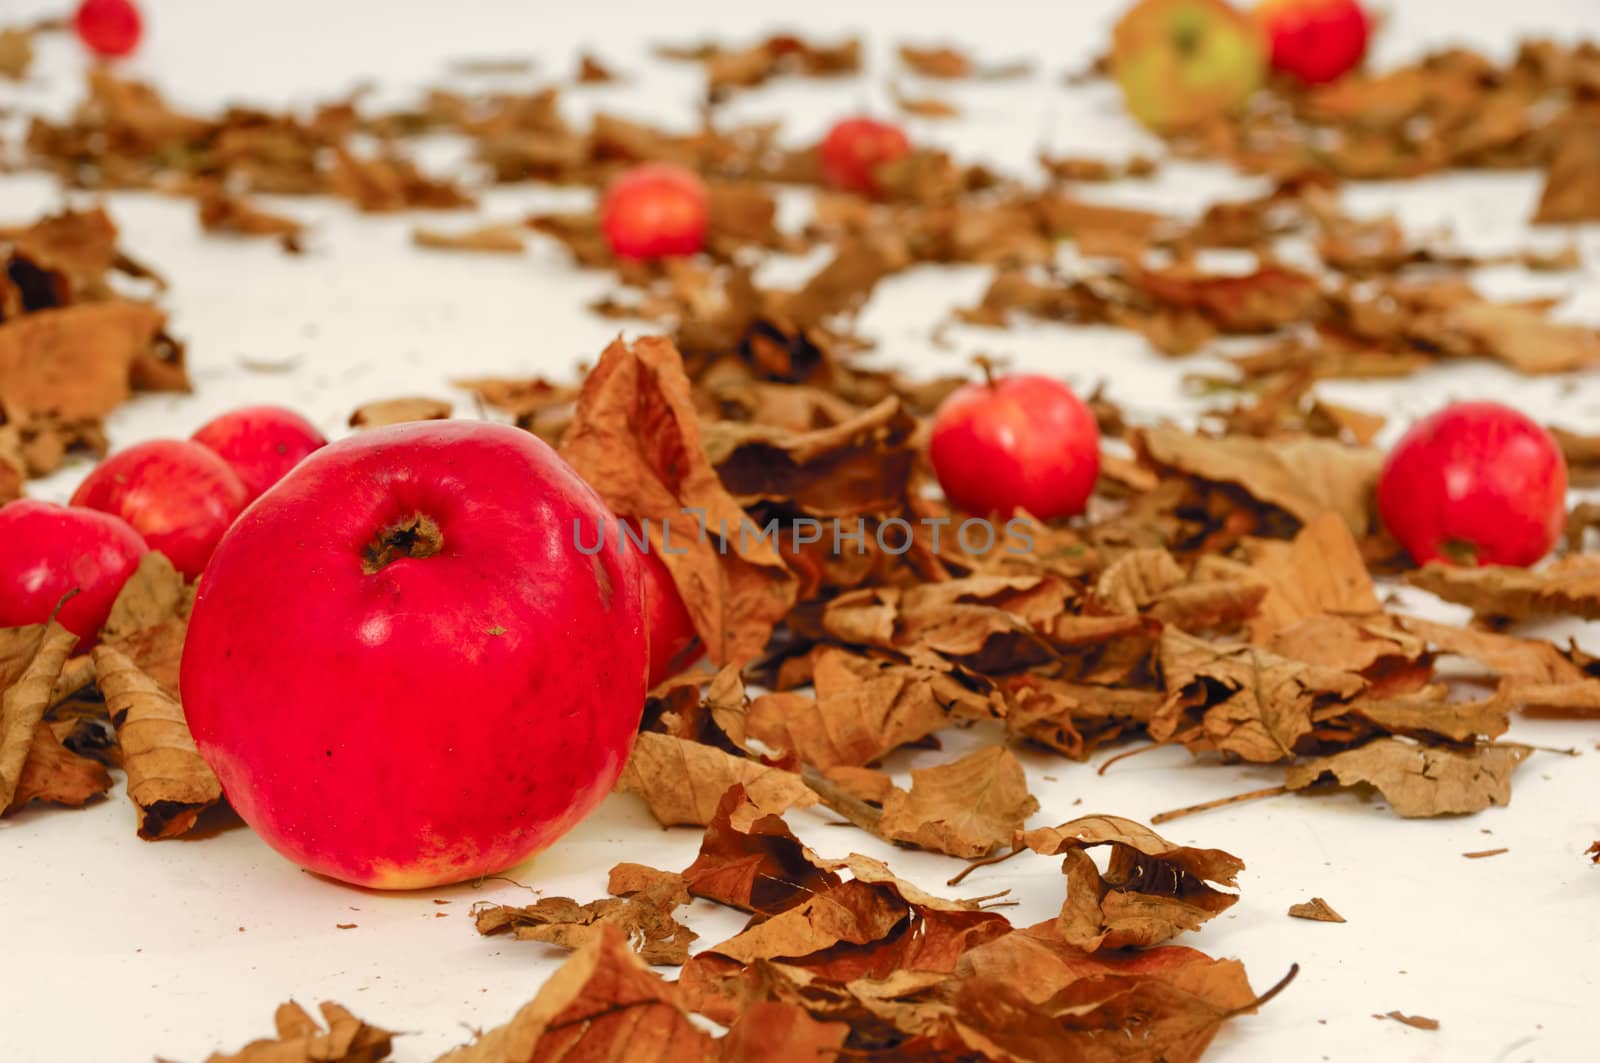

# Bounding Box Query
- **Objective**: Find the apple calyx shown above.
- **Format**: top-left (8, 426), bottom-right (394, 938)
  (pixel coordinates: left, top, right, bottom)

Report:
top-left (363, 513), bottom-right (443, 573)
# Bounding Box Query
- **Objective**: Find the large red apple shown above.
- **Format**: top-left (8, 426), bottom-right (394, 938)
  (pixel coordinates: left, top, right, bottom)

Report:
top-left (600, 164), bottom-right (709, 260)
top-left (819, 117), bottom-right (912, 196)
top-left (0, 499), bottom-right (148, 642)
top-left (1378, 401), bottom-right (1567, 567)
top-left (928, 374), bottom-right (1101, 521)
top-left (192, 405), bottom-right (328, 501)
top-left (1255, 0), bottom-right (1369, 85)
top-left (180, 421), bottom-right (648, 889)
top-left (70, 439), bottom-right (249, 580)
top-left (1112, 0), bottom-right (1268, 133)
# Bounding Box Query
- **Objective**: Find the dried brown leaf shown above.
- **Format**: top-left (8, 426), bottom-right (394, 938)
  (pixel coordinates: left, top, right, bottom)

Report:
top-left (0, 301), bottom-right (167, 422)
top-left (1286, 738), bottom-right (1531, 817)
top-left (1158, 628), bottom-right (1366, 762)
top-left (746, 650), bottom-right (956, 770)
top-left (1287, 897), bottom-right (1345, 923)
top-left (475, 866), bottom-right (695, 966)
top-left (1137, 425), bottom-right (1383, 536)
top-left (93, 645), bottom-right (222, 839)
top-left (0, 621), bottom-right (77, 812)
top-left (198, 1001), bottom-right (394, 1063)
top-left (1018, 815), bottom-right (1243, 950)
top-left (1534, 111), bottom-right (1600, 224)
top-left (681, 784), bottom-right (841, 916)
top-left (561, 336), bottom-right (797, 666)
top-left (1407, 557), bottom-right (1600, 620)
top-left (348, 397), bottom-right (452, 429)
top-left (876, 745), bottom-right (1039, 859)
top-left (5, 719), bottom-right (112, 814)
top-left (438, 923), bottom-right (713, 1062)
top-left (413, 222), bottom-right (527, 254)
top-left (615, 731), bottom-right (817, 827)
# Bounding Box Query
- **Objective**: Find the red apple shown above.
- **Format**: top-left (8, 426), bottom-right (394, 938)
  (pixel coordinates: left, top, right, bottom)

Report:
top-left (74, 0), bottom-right (143, 58)
top-left (1378, 401), bottom-right (1567, 567)
top-left (0, 499), bottom-right (147, 642)
top-left (600, 164), bottom-right (709, 260)
top-left (929, 374), bottom-right (1101, 521)
top-left (1255, 0), bottom-right (1370, 85)
top-left (819, 117), bottom-right (911, 196)
top-left (180, 421), bottom-right (648, 889)
top-left (71, 440), bottom-right (249, 581)
top-left (192, 405), bottom-right (328, 501)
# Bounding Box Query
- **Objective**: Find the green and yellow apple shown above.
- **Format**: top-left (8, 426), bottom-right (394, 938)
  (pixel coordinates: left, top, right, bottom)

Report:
top-left (1112, 0), bottom-right (1268, 133)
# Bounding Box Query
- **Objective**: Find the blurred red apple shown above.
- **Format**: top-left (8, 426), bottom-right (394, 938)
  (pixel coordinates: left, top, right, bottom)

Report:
top-left (192, 405), bottom-right (328, 501)
top-left (819, 117), bottom-right (911, 195)
top-left (929, 374), bottom-right (1101, 522)
top-left (1378, 401), bottom-right (1567, 567)
top-left (181, 421), bottom-right (648, 889)
top-left (600, 164), bottom-right (709, 260)
top-left (0, 499), bottom-right (147, 642)
top-left (1255, 0), bottom-right (1370, 85)
top-left (71, 440), bottom-right (249, 580)
top-left (1112, 0), bottom-right (1268, 132)
top-left (74, 0), bottom-right (142, 58)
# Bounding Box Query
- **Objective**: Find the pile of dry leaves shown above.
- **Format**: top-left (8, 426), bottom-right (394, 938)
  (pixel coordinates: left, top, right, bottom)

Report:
top-left (3, 18), bottom-right (1598, 1063)
top-left (0, 208), bottom-right (185, 502)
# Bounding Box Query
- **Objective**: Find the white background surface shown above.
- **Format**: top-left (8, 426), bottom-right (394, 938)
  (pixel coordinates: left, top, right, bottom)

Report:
top-left (2, 1), bottom-right (1598, 1060)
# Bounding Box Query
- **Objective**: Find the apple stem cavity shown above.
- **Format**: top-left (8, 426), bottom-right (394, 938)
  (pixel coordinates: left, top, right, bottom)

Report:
top-left (363, 513), bottom-right (444, 573)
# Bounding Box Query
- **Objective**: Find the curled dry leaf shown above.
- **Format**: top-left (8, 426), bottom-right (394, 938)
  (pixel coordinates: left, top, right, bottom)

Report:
top-left (1157, 628), bottom-right (1366, 763)
top-left (1406, 557), bottom-right (1600, 621)
top-left (1017, 814), bottom-right (1244, 950)
top-left (0, 621), bottom-right (78, 812)
top-left (197, 189), bottom-right (305, 244)
top-left (100, 550), bottom-right (192, 695)
top-left (474, 863), bottom-right (696, 965)
top-left (681, 784), bottom-right (841, 916)
top-left (93, 645), bottom-right (223, 839)
top-left (412, 222), bottom-right (527, 254)
top-left (875, 744), bottom-right (1040, 859)
top-left (1287, 897), bottom-right (1345, 923)
top-left (5, 719), bottom-right (112, 814)
top-left (614, 730), bottom-right (817, 827)
top-left (437, 923), bottom-right (714, 1062)
top-left (559, 336), bottom-right (797, 666)
top-left (1137, 425), bottom-right (1383, 537)
top-left (347, 397), bottom-right (453, 429)
top-left (746, 649), bottom-right (959, 770)
top-left (195, 1001), bottom-right (394, 1063)
top-left (1285, 738), bottom-right (1532, 817)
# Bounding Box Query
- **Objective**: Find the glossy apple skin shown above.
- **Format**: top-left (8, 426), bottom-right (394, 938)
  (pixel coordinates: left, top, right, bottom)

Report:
top-left (70, 440), bottom-right (249, 581)
top-left (1113, 0), bottom-right (1268, 132)
top-left (74, 0), bottom-right (143, 58)
top-left (192, 405), bottom-right (328, 501)
top-left (600, 164), bottom-right (709, 260)
top-left (928, 375), bottom-right (1102, 522)
top-left (1378, 402), bottom-right (1567, 568)
top-left (180, 421), bottom-right (648, 889)
top-left (819, 117), bottom-right (912, 195)
top-left (1255, 0), bottom-right (1369, 85)
top-left (0, 500), bottom-right (148, 642)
